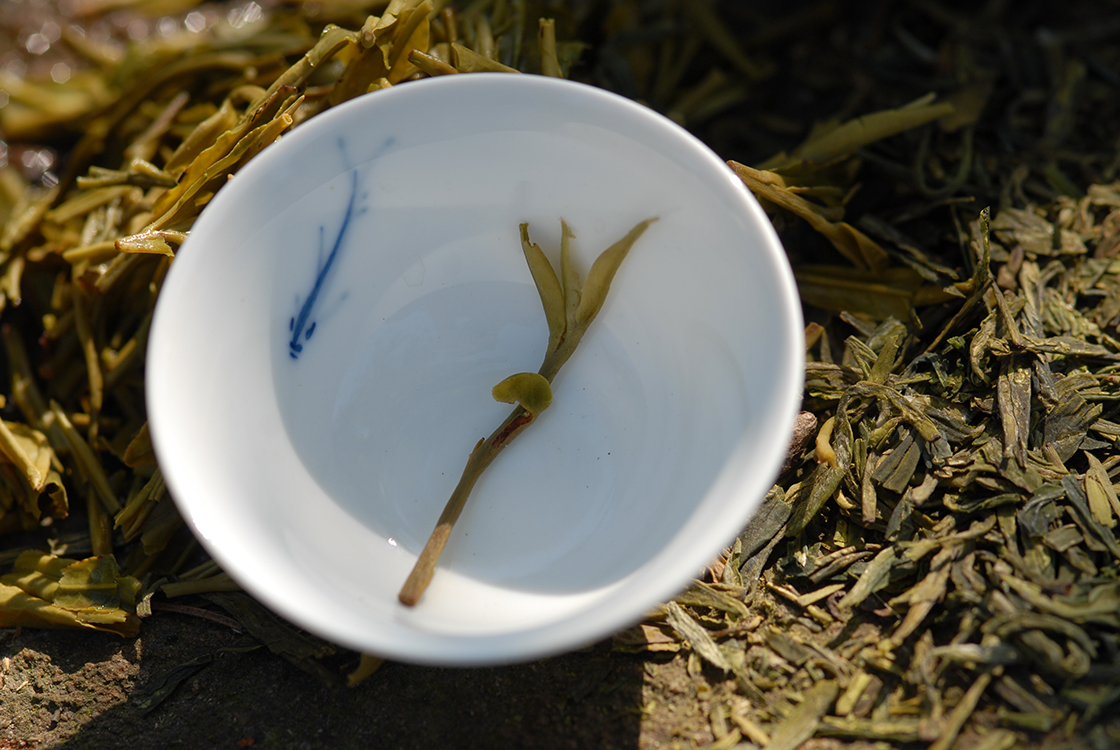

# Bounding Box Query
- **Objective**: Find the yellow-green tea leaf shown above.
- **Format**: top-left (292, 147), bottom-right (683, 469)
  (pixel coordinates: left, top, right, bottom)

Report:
top-left (575, 218), bottom-right (657, 328)
top-left (520, 223), bottom-right (566, 352)
top-left (492, 372), bottom-right (553, 416)
top-left (559, 218), bottom-right (581, 323)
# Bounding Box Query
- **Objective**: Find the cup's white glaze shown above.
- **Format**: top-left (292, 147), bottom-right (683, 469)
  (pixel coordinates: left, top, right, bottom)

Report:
top-left (147, 73), bottom-right (804, 665)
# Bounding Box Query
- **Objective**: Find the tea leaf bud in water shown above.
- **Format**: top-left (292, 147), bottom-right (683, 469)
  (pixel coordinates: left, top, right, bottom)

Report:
top-left (492, 372), bottom-right (553, 416)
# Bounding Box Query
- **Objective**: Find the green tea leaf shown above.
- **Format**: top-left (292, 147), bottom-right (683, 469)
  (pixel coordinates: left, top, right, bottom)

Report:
top-left (559, 218), bottom-right (581, 325)
top-left (575, 218), bottom-right (656, 328)
top-left (520, 223), bottom-right (566, 353)
top-left (492, 372), bottom-right (553, 416)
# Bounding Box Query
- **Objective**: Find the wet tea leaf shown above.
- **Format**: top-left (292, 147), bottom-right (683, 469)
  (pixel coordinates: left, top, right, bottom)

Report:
top-left (399, 218), bottom-right (655, 606)
top-left (492, 372), bottom-right (552, 416)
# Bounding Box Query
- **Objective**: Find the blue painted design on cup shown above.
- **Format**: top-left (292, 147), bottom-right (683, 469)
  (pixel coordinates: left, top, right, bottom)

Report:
top-left (288, 137), bottom-right (394, 360)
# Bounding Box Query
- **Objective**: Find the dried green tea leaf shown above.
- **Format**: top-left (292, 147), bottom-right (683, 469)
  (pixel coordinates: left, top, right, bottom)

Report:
top-left (664, 600), bottom-right (731, 670)
top-left (612, 622), bottom-right (681, 654)
top-left (998, 572), bottom-right (1120, 623)
top-left (675, 581), bottom-right (750, 619)
top-left (788, 411), bottom-right (851, 536)
top-left (331, 0), bottom-right (433, 103)
top-left (735, 487), bottom-right (792, 560)
top-left (408, 49), bottom-right (459, 77)
top-left (452, 43), bottom-right (519, 73)
top-left (116, 229), bottom-right (186, 256)
top-left (164, 99), bottom-right (239, 176)
top-left (55, 555), bottom-right (140, 610)
top-left (538, 18), bottom-right (562, 78)
top-left (0, 552), bottom-right (140, 636)
top-left (1084, 452), bottom-right (1120, 528)
top-left (766, 680), bottom-right (839, 750)
top-left (49, 401), bottom-right (120, 515)
top-left (764, 94), bottom-right (954, 169)
top-left (838, 546), bottom-right (896, 609)
top-left (204, 592), bottom-right (337, 684)
top-left (991, 208), bottom-right (1055, 257)
top-left (763, 627), bottom-right (814, 666)
top-left (0, 418), bottom-right (49, 494)
top-left (1044, 390), bottom-right (1103, 463)
top-left (872, 430), bottom-right (920, 493)
top-left (133, 640), bottom-right (262, 715)
top-left (346, 654), bottom-right (386, 687)
top-left (928, 671), bottom-right (993, 750)
top-left (819, 716), bottom-right (921, 742)
top-left (123, 423), bottom-right (156, 468)
top-left (885, 562), bottom-right (950, 646)
top-left (731, 162), bottom-right (891, 273)
top-left (255, 25), bottom-right (359, 107)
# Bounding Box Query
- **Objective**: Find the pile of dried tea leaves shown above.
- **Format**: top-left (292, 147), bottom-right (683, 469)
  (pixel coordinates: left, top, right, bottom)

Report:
top-left (609, 2), bottom-right (1120, 749)
top-left (1, 0), bottom-right (1120, 747)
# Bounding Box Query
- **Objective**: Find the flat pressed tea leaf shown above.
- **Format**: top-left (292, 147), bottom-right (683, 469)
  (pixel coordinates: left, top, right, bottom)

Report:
top-left (735, 487), bottom-right (792, 559)
top-left (1084, 452), bottom-right (1120, 527)
top-left (663, 600), bottom-right (731, 671)
top-left (762, 94), bottom-right (954, 170)
top-left (787, 411), bottom-right (851, 537)
top-left (730, 162), bottom-right (890, 274)
top-left (674, 582), bottom-right (750, 619)
top-left (132, 640), bottom-right (262, 715)
top-left (204, 592), bottom-right (338, 684)
top-left (451, 43), bottom-right (520, 73)
top-left (766, 680), bottom-right (839, 750)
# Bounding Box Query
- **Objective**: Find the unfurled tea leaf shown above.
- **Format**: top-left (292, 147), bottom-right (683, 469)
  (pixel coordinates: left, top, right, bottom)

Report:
top-left (492, 372), bottom-right (552, 416)
top-left (576, 218), bottom-right (656, 328)
top-left (399, 218), bottom-right (655, 606)
top-left (519, 224), bottom-right (566, 352)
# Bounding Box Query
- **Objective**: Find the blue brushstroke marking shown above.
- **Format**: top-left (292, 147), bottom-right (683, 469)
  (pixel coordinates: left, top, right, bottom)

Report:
top-left (288, 137), bottom-right (393, 360)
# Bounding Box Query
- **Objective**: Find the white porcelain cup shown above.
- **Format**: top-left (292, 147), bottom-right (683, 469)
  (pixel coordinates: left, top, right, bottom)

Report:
top-left (147, 73), bottom-right (804, 665)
